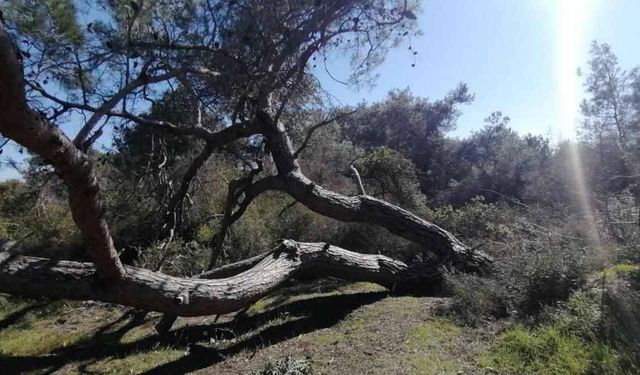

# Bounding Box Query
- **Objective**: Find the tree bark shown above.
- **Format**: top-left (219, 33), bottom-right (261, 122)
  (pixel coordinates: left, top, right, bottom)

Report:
top-left (257, 111), bottom-right (493, 272)
top-left (0, 24), bottom-right (125, 279)
top-left (0, 21), bottom-right (490, 321)
top-left (0, 240), bottom-right (437, 316)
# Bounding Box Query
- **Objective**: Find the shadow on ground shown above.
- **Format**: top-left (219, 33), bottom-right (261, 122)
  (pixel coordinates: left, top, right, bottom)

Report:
top-left (0, 290), bottom-right (388, 374)
top-left (0, 301), bottom-right (50, 332)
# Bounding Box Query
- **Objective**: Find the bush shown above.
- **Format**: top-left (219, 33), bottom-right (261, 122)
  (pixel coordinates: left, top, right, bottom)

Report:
top-left (505, 243), bottom-right (588, 316)
top-left (0, 180), bottom-right (82, 258)
top-left (425, 196), bottom-right (517, 244)
top-left (600, 277), bottom-right (640, 372)
top-left (446, 241), bottom-right (588, 324)
top-left (479, 268), bottom-right (640, 374)
top-left (442, 272), bottom-right (510, 326)
top-left (549, 291), bottom-right (602, 340)
top-left (252, 356), bottom-right (313, 375)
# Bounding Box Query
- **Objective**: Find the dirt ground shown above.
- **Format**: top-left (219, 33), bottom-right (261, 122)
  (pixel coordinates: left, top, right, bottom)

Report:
top-left (0, 281), bottom-right (499, 374)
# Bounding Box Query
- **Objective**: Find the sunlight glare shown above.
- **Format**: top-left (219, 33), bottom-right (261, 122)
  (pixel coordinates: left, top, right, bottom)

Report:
top-left (556, 0), bottom-right (587, 139)
top-left (556, 0), bottom-right (601, 246)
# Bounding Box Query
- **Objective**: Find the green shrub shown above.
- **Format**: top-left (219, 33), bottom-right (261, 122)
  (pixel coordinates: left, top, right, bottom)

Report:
top-left (505, 244), bottom-right (588, 316)
top-left (482, 272), bottom-right (640, 374)
top-left (354, 146), bottom-right (427, 210)
top-left (600, 283), bottom-right (640, 372)
top-left (442, 272), bottom-right (510, 326)
top-left (446, 242), bottom-right (588, 323)
top-left (0, 180), bottom-right (82, 257)
top-left (550, 291), bottom-right (602, 340)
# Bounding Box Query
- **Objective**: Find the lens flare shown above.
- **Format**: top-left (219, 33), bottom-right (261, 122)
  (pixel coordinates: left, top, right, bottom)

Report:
top-left (556, 0), bottom-right (601, 246)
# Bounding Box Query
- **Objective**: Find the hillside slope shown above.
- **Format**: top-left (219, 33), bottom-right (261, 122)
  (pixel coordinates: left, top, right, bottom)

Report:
top-left (0, 281), bottom-right (500, 374)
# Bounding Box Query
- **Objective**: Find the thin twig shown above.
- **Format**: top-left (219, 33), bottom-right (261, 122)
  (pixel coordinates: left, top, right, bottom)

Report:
top-left (293, 110), bottom-right (356, 159)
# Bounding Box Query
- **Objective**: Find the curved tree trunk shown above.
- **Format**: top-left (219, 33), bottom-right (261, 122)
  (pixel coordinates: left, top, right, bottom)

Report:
top-left (0, 240), bottom-right (438, 317)
top-left (0, 23), bottom-right (489, 324)
top-left (0, 25), bottom-right (125, 279)
top-left (258, 112), bottom-right (493, 272)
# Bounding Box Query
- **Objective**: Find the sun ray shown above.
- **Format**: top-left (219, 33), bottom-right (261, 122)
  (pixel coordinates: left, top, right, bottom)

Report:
top-left (556, 0), bottom-right (601, 246)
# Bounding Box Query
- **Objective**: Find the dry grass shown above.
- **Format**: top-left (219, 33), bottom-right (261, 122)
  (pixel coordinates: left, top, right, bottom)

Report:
top-left (0, 282), bottom-right (496, 375)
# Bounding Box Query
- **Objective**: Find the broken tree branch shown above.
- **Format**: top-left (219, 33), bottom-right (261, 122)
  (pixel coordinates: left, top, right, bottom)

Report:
top-left (350, 164), bottom-right (366, 195)
top-left (0, 240), bottom-right (440, 317)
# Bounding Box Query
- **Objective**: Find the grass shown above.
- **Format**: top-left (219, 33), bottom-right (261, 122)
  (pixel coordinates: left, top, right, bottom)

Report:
top-left (7, 282), bottom-right (623, 375)
top-left (0, 323), bottom-right (85, 356)
top-left (82, 348), bottom-right (186, 374)
top-left (0, 299), bottom-right (92, 356)
top-left (406, 319), bottom-right (462, 375)
top-left (0, 286), bottom-right (489, 374)
top-left (600, 263), bottom-right (639, 278)
top-left (479, 324), bottom-right (619, 375)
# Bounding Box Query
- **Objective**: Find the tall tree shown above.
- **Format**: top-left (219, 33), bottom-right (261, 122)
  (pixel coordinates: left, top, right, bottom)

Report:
top-left (340, 87), bottom-right (473, 196)
top-left (580, 42), bottom-right (640, 240)
top-left (445, 113), bottom-right (553, 206)
top-left (0, 0), bottom-right (490, 326)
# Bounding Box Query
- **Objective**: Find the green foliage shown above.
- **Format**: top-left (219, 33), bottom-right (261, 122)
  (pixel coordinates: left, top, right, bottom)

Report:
top-left (252, 357), bottom-right (313, 375)
top-left (426, 196), bottom-right (519, 241)
top-left (480, 324), bottom-right (619, 375)
top-left (222, 192), bottom-right (283, 261)
top-left (297, 124), bottom-right (363, 193)
top-left (444, 116), bottom-right (554, 206)
top-left (443, 272), bottom-right (510, 326)
top-left (480, 265), bottom-right (640, 374)
top-left (506, 244), bottom-right (588, 316)
top-left (599, 282), bottom-right (640, 371)
top-left (340, 87), bottom-right (473, 196)
top-left (355, 147), bottom-right (426, 209)
top-left (439, 197), bottom-right (591, 321)
top-left (550, 291), bottom-right (603, 340)
top-left (445, 242), bottom-right (589, 324)
top-left (0, 180), bottom-right (81, 255)
top-left (3, 0), bottom-right (84, 46)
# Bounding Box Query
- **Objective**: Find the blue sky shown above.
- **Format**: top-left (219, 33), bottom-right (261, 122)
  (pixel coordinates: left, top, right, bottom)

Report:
top-left (317, 0), bottom-right (640, 139)
top-left (1, 0), bottom-right (640, 181)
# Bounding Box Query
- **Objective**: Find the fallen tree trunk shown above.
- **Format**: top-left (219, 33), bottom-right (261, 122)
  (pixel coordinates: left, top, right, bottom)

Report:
top-left (0, 240), bottom-right (439, 316)
top-left (258, 112), bottom-right (493, 272)
top-left (0, 22), bottom-right (488, 324)
top-left (200, 251), bottom-right (271, 279)
top-left (280, 171), bottom-right (492, 272)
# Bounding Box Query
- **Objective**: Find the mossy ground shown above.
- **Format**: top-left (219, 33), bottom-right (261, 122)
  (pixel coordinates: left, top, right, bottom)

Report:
top-left (0, 279), bottom-right (627, 374)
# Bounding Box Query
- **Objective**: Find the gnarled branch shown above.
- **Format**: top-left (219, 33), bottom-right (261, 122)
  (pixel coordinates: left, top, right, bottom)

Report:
top-left (0, 240), bottom-right (440, 317)
top-left (0, 25), bottom-right (125, 279)
top-left (208, 173), bottom-right (281, 269)
top-left (256, 109), bottom-right (493, 272)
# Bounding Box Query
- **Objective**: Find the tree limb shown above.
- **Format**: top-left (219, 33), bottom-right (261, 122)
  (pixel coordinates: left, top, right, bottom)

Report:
top-left (350, 164), bottom-right (366, 195)
top-left (292, 110), bottom-right (357, 159)
top-left (73, 68), bottom-right (187, 149)
top-left (0, 240), bottom-right (440, 317)
top-left (163, 141), bottom-right (217, 232)
top-left (0, 24), bottom-right (126, 279)
top-left (208, 173), bottom-right (281, 269)
top-left (256, 109), bottom-right (493, 272)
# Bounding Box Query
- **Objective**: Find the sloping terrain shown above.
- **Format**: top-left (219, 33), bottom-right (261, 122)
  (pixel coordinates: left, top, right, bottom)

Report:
top-left (0, 281), bottom-right (499, 374)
